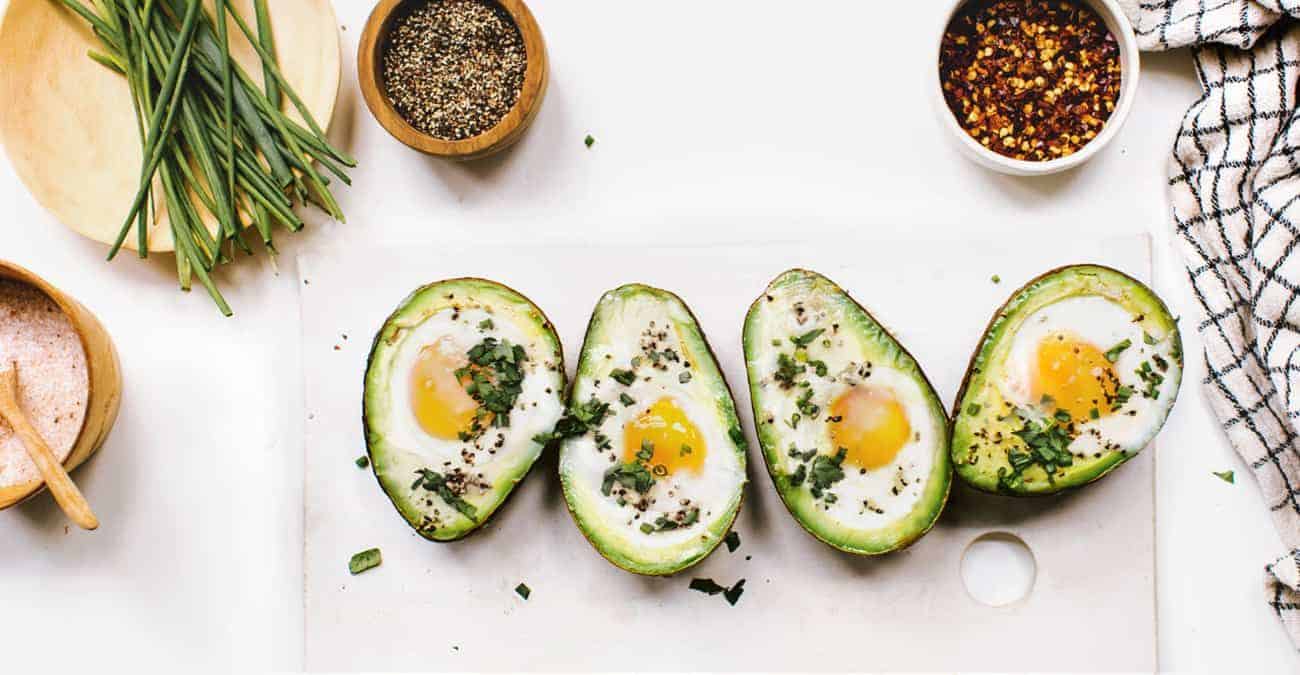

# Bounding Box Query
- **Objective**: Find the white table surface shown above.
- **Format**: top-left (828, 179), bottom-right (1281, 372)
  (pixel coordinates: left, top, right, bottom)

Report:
top-left (1, 1), bottom-right (1297, 672)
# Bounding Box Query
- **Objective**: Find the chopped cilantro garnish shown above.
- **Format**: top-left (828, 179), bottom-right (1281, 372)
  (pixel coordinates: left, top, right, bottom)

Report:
top-left (640, 507), bottom-right (700, 534)
top-left (1089, 407), bottom-right (1100, 420)
top-left (966, 403), bottom-right (981, 416)
top-left (457, 337), bottom-right (528, 438)
top-left (619, 393), bottom-right (636, 407)
top-left (1104, 339), bottom-right (1131, 363)
top-left (723, 579), bottom-right (746, 606)
top-left (1135, 361), bottom-right (1165, 398)
top-left (584, 134), bottom-right (595, 148)
top-left (789, 463), bottom-right (807, 487)
top-left (1144, 332), bottom-right (1158, 346)
top-left (515, 583), bottom-right (531, 600)
top-left (997, 411), bottom-right (1076, 491)
top-left (689, 577), bottom-right (745, 605)
top-left (774, 352), bottom-right (805, 389)
top-left (348, 548), bottom-right (382, 575)
top-left (355, 455), bottom-right (370, 469)
top-left (689, 578), bottom-right (726, 595)
top-left (478, 318), bottom-right (494, 331)
top-left (808, 448), bottom-right (847, 498)
top-left (1213, 470), bottom-right (1235, 484)
top-left (603, 442), bottom-right (656, 496)
top-left (680, 443), bottom-right (693, 457)
top-left (609, 368), bottom-right (636, 386)
top-left (790, 328), bottom-right (825, 348)
top-left (679, 371), bottom-right (692, 384)
top-left (412, 469), bottom-right (478, 519)
top-left (724, 530), bottom-right (741, 553)
top-left (533, 396), bottom-right (611, 445)
top-left (809, 359), bottom-right (828, 377)
top-left (788, 444), bottom-right (817, 461)
top-left (796, 388), bottom-right (819, 416)
top-left (728, 426), bottom-right (747, 447)
top-left (1112, 385), bottom-right (1133, 410)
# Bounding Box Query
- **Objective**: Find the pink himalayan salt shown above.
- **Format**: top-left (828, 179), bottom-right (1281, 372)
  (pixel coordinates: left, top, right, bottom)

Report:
top-left (0, 279), bottom-right (89, 488)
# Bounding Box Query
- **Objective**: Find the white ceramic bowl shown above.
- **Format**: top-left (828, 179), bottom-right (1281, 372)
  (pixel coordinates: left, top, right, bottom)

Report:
top-left (932, 0), bottom-right (1140, 176)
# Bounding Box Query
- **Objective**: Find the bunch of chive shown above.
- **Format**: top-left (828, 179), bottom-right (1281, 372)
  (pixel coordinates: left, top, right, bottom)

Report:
top-left (60, 0), bottom-right (356, 316)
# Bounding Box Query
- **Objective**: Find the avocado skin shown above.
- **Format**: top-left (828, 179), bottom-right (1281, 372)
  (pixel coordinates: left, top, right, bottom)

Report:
top-left (362, 278), bottom-right (565, 542)
top-left (950, 264), bottom-right (1184, 496)
top-left (742, 269), bottom-right (952, 555)
top-left (559, 284), bottom-right (748, 576)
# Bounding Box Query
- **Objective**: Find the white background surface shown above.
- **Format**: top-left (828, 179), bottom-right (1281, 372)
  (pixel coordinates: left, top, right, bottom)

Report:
top-left (1, 0), bottom-right (1297, 672)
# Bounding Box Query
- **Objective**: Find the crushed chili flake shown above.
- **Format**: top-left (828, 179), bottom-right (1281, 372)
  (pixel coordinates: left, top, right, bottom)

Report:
top-left (939, 0), bottom-right (1121, 162)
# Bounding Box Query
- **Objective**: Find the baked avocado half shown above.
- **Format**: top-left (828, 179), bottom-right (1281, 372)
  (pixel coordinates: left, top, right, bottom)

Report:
top-left (547, 284), bottom-right (747, 575)
top-left (363, 278), bottom-right (566, 541)
top-left (952, 265), bottom-right (1183, 496)
top-left (743, 269), bottom-right (950, 555)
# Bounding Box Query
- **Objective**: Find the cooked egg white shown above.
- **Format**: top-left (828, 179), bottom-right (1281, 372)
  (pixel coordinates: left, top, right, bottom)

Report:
top-left (997, 295), bottom-right (1181, 455)
top-left (385, 306), bottom-right (564, 490)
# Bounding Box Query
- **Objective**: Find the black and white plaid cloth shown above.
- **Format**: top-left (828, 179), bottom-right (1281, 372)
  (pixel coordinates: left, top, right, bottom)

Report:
top-left (1119, 0), bottom-right (1300, 647)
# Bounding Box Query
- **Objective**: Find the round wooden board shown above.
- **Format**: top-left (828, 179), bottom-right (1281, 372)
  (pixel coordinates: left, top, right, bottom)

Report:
top-left (0, 0), bottom-right (341, 253)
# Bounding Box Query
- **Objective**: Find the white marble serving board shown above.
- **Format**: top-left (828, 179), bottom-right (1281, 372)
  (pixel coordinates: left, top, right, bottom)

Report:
top-left (299, 235), bottom-right (1156, 672)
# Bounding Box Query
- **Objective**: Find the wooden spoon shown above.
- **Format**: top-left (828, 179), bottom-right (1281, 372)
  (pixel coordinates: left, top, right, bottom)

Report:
top-left (0, 362), bottom-right (98, 530)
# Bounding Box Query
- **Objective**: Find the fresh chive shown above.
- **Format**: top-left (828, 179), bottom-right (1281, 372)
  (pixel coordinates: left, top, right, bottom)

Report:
top-left (254, 0), bottom-right (280, 108)
top-left (1104, 339), bottom-right (1131, 363)
top-left (62, 0), bottom-right (355, 312)
top-left (348, 548), bottom-right (382, 575)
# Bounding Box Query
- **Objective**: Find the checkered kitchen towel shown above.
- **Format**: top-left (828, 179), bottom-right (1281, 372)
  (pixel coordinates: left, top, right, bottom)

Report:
top-left (1119, 0), bottom-right (1300, 647)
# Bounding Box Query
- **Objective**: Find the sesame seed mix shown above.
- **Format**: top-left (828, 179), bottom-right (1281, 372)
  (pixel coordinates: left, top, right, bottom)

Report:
top-left (381, 0), bottom-right (527, 141)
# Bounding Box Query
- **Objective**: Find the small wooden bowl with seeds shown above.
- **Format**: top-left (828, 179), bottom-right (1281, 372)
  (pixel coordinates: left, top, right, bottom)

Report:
top-left (358, 0), bottom-right (548, 161)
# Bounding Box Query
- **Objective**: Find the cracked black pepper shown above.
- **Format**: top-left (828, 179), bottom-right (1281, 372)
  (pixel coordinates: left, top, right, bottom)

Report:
top-left (381, 0), bottom-right (526, 141)
top-left (939, 0), bottom-right (1121, 162)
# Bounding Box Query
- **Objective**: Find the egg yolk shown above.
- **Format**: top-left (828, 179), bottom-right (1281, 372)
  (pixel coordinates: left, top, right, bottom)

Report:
top-left (409, 337), bottom-right (479, 440)
top-left (622, 398), bottom-right (706, 476)
top-left (829, 385), bottom-right (911, 470)
top-left (1032, 333), bottom-right (1119, 420)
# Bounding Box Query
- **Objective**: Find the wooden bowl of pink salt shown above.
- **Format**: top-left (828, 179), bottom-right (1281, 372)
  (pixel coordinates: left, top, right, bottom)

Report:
top-left (0, 261), bottom-right (120, 511)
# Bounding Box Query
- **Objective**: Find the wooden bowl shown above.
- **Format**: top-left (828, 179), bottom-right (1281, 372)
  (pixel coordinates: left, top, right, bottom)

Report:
top-left (0, 260), bottom-right (122, 510)
top-left (0, 0), bottom-right (343, 252)
top-left (357, 0), bottom-right (548, 161)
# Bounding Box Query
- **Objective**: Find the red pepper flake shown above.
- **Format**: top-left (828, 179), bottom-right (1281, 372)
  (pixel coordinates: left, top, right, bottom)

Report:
top-left (939, 0), bottom-right (1121, 162)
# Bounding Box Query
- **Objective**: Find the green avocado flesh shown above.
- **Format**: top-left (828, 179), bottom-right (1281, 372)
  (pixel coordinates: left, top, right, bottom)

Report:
top-left (556, 284), bottom-right (747, 576)
top-left (952, 265), bottom-right (1183, 496)
top-left (363, 279), bottom-right (566, 541)
top-left (743, 269), bottom-right (951, 555)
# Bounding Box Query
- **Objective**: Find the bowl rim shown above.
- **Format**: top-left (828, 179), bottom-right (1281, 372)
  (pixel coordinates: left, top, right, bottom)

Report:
top-left (931, 0), bottom-right (1141, 176)
top-left (357, 0), bottom-right (548, 161)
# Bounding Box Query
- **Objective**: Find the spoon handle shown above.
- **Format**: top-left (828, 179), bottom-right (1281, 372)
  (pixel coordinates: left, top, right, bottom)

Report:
top-left (3, 408), bottom-right (99, 530)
